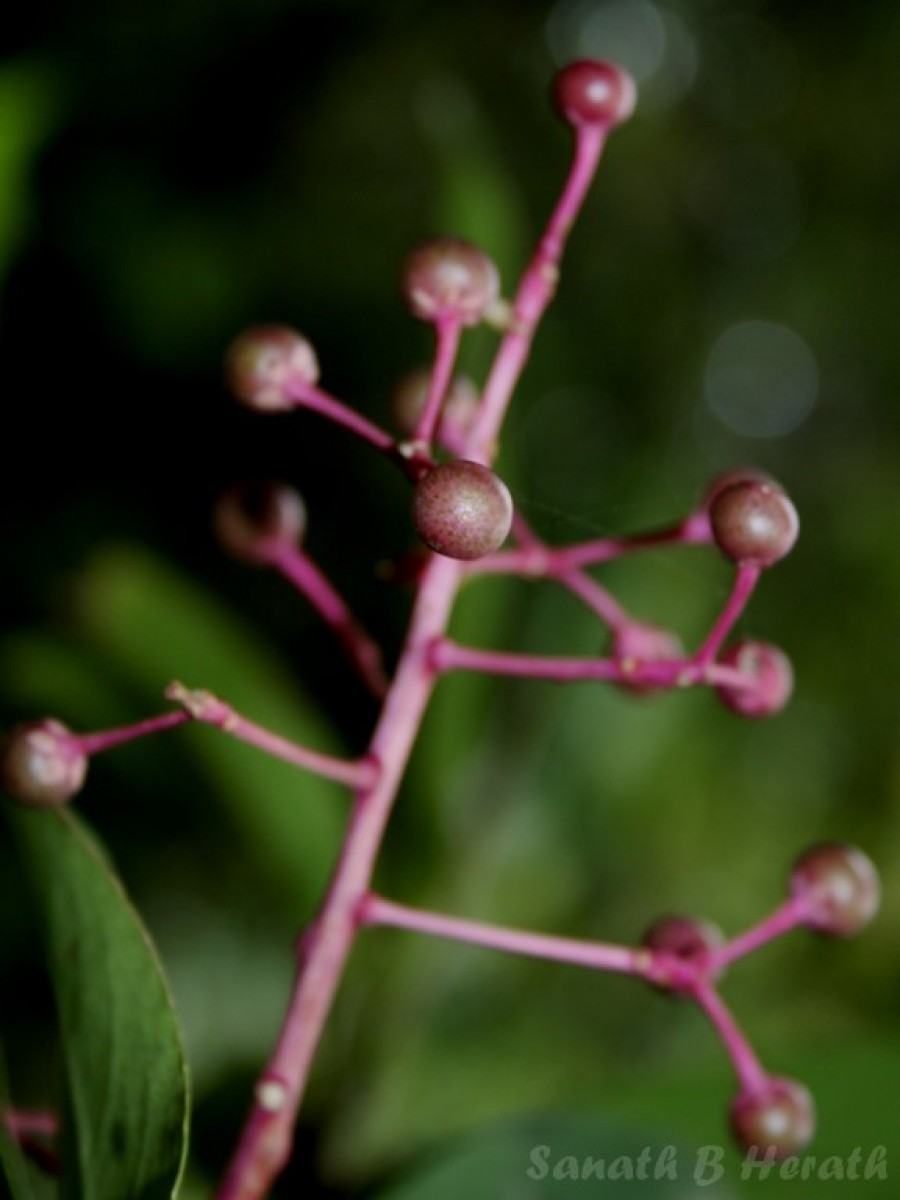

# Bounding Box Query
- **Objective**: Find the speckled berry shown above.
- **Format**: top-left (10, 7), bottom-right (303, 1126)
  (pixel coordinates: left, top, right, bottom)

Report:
top-left (402, 239), bottom-right (500, 326)
top-left (214, 480), bottom-right (307, 564)
top-left (412, 460), bottom-right (513, 561)
top-left (790, 843), bottom-right (880, 936)
top-left (703, 468), bottom-right (775, 510)
top-left (226, 326), bottom-right (320, 411)
top-left (715, 640), bottom-right (793, 718)
top-left (552, 61), bottom-right (637, 129)
top-left (730, 1076), bottom-right (815, 1160)
top-left (710, 480), bottom-right (798, 566)
top-left (1, 719), bottom-right (87, 808)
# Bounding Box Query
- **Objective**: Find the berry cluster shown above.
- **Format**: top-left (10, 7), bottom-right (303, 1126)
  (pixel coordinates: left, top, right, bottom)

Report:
top-left (1, 60), bottom-right (879, 1198)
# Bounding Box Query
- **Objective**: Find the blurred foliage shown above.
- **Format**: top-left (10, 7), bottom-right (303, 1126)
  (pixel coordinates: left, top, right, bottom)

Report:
top-left (1, 0), bottom-right (899, 1196)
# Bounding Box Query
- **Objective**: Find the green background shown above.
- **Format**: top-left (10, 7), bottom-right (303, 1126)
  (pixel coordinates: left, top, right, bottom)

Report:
top-left (1, 1), bottom-right (898, 1195)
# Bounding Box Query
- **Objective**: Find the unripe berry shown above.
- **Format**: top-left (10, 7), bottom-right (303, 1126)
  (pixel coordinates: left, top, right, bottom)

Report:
top-left (1, 719), bottom-right (87, 808)
top-left (214, 480), bottom-right (306, 564)
top-left (715, 640), bottom-right (793, 718)
top-left (412, 460), bottom-right (513, 561)
top-left (402, 239), bottom-right (500, 326)
top-left (552, 61), bottom-right (637, 130)
top-left (730, 1076), bottom-right (815, 1160)
top-left (710, 480), bottom-right (799, 567)
top-left (641, 914), bottom-right (725, 990)
top-left (790, 843), bottom-right (880, 936)
top-left (226, 325), bottom-right (320, 411)
top-left (703, 468), bottom-right (775, 511)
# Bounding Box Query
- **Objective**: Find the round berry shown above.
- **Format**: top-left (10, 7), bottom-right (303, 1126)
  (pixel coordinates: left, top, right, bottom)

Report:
top-left (715, 640), bottom-right (793, 718)
top-left (402, 239), bottom-right (500, 326)
top-left (790, 843), bottom-right (880, 936)
top-left (710, 480), bottom-right (799, 566)
top-left (641, 915), bottom-right (725, 990)
top-left (613, 623), bottom-right (683, 696)
top-left (1, 719), bottom-right (87, 808)
top-left (214, 480), bottom-right (306, 564)
top-left (730, 1076), bottom-right (815, 1160)
top-left (552, 61), bottom-right (637, 130)
top-left (703, 468), bottom-right (775, 510)
top-left (226, 326), bottom-right (320, 411)
top-left (412, 460), bottom-right (513, 561)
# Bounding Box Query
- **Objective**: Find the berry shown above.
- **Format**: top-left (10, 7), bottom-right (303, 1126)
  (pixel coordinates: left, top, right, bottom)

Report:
top-left (226, 326), bottom-right (320, 411)
top-left (214, 481), bottom-right (306, 564)
top-left (552, 61), bottom-right (637, 130)
top-left (703, 468), bottom-right (775, 510)
top-left (710, 480), bottom-right (799, 567)
top-left (402, 239), bottom-right (500, 326)
top-left (790, 843), bottom-right (880, 936)
top-left (412, 460), bottom-right (513, 561)
top-left (1, 719), bottom-right (87, 808)
top-left (641, 914), bottom-right (725, 990)
top-left (715, 640), bottom-right (793, 718)
top-left (613, 623), bottom-right (683, 696)
top-left (730, 1076), bottom-right (815, 1160)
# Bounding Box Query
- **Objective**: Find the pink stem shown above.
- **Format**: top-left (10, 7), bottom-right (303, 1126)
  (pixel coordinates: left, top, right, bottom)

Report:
top-left (557, 568), bottom-right (632, 630)
top-left (710, 896), bottom-right (808, 972)
top-left (691, 981), bottom-right (768, 1093)
top-left (431, 640), bottom-right (755, 692)
top-left (215, 106), bottom-right (624, 1200)
top-left (164, 683), bottom-right (377, 791)
top-left (413, 316), bottom-right (464, 448)
top-left (2, 1108), bottom-right (59, 1139)
top-left (359, 893), bottom-right (642, 975)
top-left (283, 380), bottom-right (398, 455)
top-left (77, 710), bottom-right (189, 756)
top-left (694, 564), bottom-right (761, 667)
top-left (266, 543), bottom-right (389, 698)
top-left (467, 125), bottom-right (608, 463)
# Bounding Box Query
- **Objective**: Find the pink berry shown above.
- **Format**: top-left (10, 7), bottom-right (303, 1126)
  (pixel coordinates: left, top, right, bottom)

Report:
top-left (703, 468), bottom-right (776, 510)
top-left (213, 480), bottom-right (307, 564)
top-left (412, 460), bottom-right (513, 561)
top-left (226, 325), bottom-right (320, 411)
top-left (552, 61), bottom-right (637, 130)
top-left (613, 623), bottom-right (683, 696)
top-left (790, 843), bottom-right (880, 936)
top-left (1, 719), bottom-right (88, 808)
top-left (730, 1076), bottom-right (815, 1160)
top-left (715, 640), bottom-right (793, 718)
top-left (641, 915), bottom-right (725, 991)
top-left (710, 480), bottom-right (799, 566)
top-left (402, 239), bottom-right (500, 326)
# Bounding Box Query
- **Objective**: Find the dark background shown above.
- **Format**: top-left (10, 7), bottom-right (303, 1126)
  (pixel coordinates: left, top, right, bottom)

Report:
top-left (1, 1), bottom-right (899, 1195)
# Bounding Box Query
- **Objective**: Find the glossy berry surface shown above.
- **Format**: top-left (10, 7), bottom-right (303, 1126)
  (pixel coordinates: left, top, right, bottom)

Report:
top-left (412, 460), bottom-right (513, 561)
top-left (1, 719), bottom-right (88, 808)
top-left (214, 481), bottom-right (307, 564)
top-left (552, 60), bottom-right (637, 129)
top-left (710, 480), bottom-right (799, 566)
top-left (730, 1076), bottom-right (815, 1160)
top-left (715, 640), bottom-right (793, 718)
top-left (790, 843), bottom-right (880, 936)
top-left (226, 325), bottom-right (320, 411)
top-left (402, 239), bottom-right (500, 326)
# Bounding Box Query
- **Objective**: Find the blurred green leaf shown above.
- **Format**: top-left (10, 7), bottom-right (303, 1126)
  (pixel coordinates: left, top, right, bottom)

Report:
top-left (0, 1041), bottom-right (39, 1200)
top-left (0, 60), bottom-right (58, 287)
top-left (7, 807), bottom-right (189, 1200)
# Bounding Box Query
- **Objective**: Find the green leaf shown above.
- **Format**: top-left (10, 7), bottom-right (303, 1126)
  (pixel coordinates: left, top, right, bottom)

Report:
top-left (370, 1112), bottom-right (738, 1198)
top-left (7, 807), bottom-right (189, 1200)
top-left (0, 1040), bottom-right (38, 1200)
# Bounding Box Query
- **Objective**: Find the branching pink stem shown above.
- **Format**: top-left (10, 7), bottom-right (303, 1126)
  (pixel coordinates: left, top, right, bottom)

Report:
top-left (77, 710), bottom-right (190, 756)
top-left (694, 564), bottom-right (760, 666)
top-left (710, 896), bottom-right (808, 972)
top-left (431, 640), bottom-right (756, 692)
top-left (359, 893), bottom-right (643, 975)
top-left (164, 682), bottom-right (378, 791)
top-left (215, 106), bottom-right (632, 1200)
top-left (413, 316), bottom-right (463, 448)
top-left (265, 542), bottom-right (389, 698)
top-left (691, 980), bottom-right (768, 1093)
